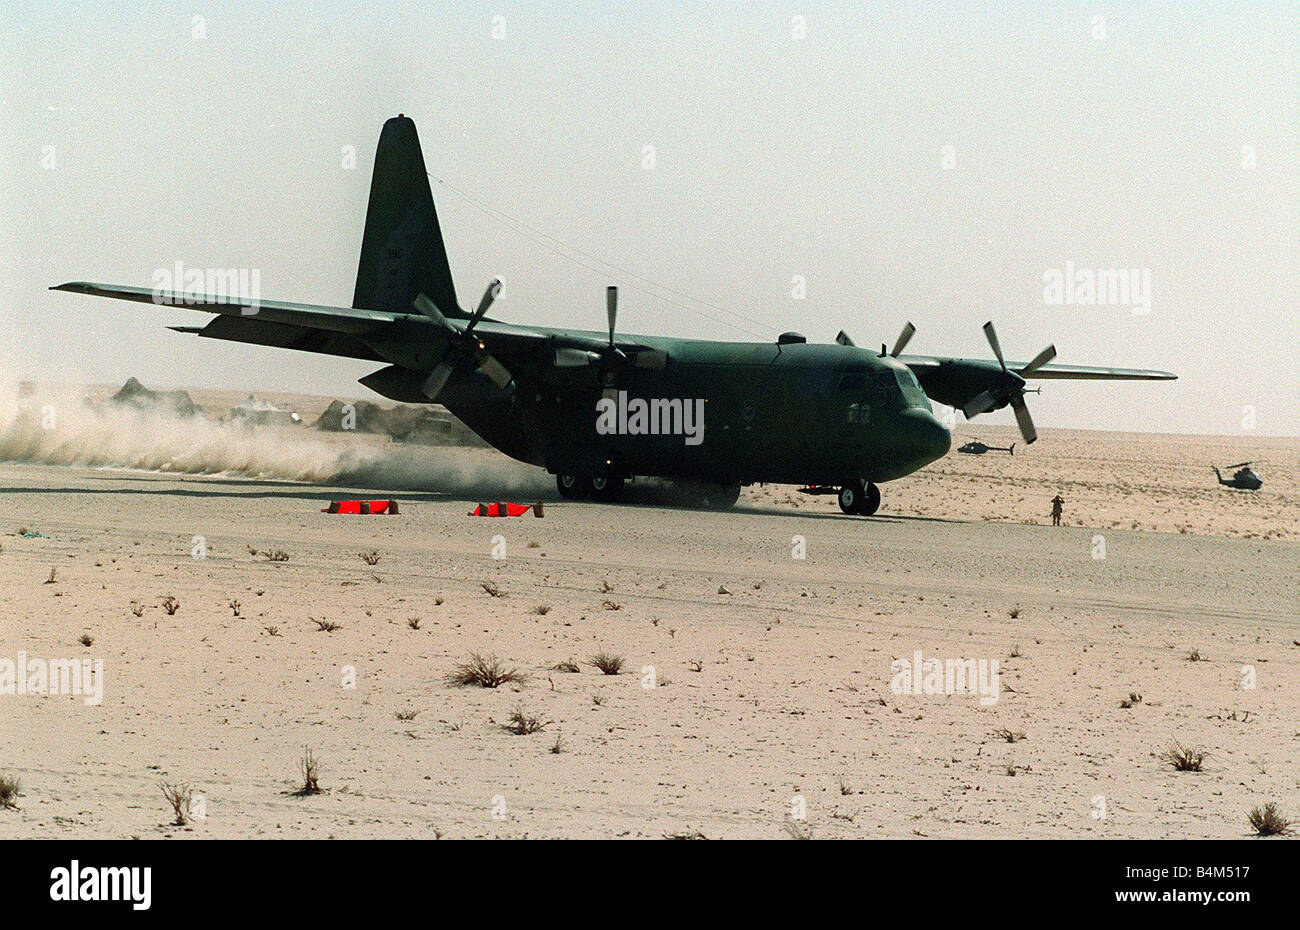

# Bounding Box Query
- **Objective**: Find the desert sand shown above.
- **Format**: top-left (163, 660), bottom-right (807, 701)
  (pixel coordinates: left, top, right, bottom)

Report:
top-left (0, 385), bottom-right (1295, 838)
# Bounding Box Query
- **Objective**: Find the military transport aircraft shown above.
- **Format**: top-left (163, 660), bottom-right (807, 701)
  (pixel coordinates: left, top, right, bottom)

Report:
top-left (53, 116), bottom-right (1176, 515)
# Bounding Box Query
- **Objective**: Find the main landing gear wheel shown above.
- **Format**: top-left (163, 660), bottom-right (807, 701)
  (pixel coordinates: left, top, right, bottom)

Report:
top-left (589, 475), bottom-right (625, 503)
top-left (699, 482), bottom-right (741, 511)
top-left (838, 480), bottom-right (881, 516)
top-left (556, 474), bottom-right (590, 500)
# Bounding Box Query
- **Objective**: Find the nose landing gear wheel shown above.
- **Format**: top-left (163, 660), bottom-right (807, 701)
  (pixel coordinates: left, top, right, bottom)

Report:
top-left (589, 475), bottom-right (625, 503)
top-left (556, 474), bottom-right (590, 500)
top-left (861, 481), bottom-right (881, 516)
top-left (838, 480), bottom-right (881, 516)
top-left (838, 481), bottom-right (863, 515)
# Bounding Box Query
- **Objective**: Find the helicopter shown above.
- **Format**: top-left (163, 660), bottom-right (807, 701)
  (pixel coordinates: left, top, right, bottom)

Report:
top-left (1213, 462), bottom-right (1262, 490)
top-left (957, 439), bottom-right (1015, 456)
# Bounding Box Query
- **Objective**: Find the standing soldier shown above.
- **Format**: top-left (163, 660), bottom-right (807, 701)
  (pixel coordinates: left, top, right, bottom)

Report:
top-left (1050, 494), bottom-right (1065, 526)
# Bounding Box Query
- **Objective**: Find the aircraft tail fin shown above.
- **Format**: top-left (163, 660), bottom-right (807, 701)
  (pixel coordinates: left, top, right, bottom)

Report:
top-left (352, 115), bottom-right (463, 318)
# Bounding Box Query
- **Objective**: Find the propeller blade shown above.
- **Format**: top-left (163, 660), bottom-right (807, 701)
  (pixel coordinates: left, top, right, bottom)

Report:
top-left (633, 349), bottom-right (668, 370)
top-left (1019, 343), bottom-right (1057, 376)
top-left (890, 321), bottom-right (916, 357)
top-left (606, 286), bottom-right (618, 347)
top-left (835, 331), bottom-right (855, 347)
top-left (465, 277), bottom-right (503, 333)
top-left (982, 321), bottom-right (1007, 372)
top-left (413, 292), bottom-right (454, 331)
top-left (1009, 391), bottom-right (1038, 444)
top-left (476, 354), bottom-right (514, 390)
top-left (554, 347), bottom-right (598, 367)
top-left (963, 390), bottom-right (999, 419)
top-left (421, 362), bottom-right (454, 400)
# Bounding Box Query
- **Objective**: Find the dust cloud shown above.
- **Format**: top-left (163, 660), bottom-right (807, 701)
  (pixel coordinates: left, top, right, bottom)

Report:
top-left (0, 382), bottom-right (551, 498)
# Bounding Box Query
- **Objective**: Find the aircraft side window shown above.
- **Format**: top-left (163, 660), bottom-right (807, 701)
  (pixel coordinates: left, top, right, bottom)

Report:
top-left (846, 403), bottom-right (859, 423)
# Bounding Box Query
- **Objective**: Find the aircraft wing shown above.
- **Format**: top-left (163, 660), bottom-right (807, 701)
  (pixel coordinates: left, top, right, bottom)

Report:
top-left (51, 281), bottom-right (617, 373)
top-left (899, 355), bottom-right (1176, 381)
top-left (1014, 362), bottom-right (1176, 380)
top-left (50, 280), bottom-right (410, 362)
top-left (52, 282), bottom-right (398, 333)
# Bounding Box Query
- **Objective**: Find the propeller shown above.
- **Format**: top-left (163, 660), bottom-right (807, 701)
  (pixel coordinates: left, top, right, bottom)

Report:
top-left (890, 321), bottom-right (916, 357)
top-left (555, 286), bottom-right (667, 381)
top-left (412, 277), bottom-right (514, 400)
top-left (600, 286), bottom-right (622, 401)
top-left (960, 321), bottom-right (1056, 444)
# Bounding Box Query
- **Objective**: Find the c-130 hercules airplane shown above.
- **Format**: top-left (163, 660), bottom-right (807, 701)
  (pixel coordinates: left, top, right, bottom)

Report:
top-left (54, 116), bottom-right (1175, 515)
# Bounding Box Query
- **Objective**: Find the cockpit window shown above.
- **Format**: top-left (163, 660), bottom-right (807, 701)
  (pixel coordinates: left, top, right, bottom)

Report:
top-left (893, 368), bottom-right (931, 410)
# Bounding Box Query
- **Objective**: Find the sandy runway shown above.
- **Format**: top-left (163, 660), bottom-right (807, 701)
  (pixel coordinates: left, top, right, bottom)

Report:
top-left (0, 430), bottom-right (1295, 838)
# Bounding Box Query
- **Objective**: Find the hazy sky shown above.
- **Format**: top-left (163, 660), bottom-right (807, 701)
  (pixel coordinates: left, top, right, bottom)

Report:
top-left (3, 1), bottom-right (1296, 435)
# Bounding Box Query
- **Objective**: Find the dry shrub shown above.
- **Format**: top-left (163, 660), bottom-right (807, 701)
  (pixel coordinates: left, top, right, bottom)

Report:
top-left (446, 653), bottom-right (527, 688)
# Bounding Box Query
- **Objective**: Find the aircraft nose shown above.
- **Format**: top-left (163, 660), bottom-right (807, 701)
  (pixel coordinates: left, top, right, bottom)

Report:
top-left (901, 408), bottom-right (950, 466)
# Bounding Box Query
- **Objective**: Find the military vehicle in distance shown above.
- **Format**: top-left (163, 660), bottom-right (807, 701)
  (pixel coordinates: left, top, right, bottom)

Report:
top-left (957, 439), bottom-right (1014, 456)
top-left (1213, 462), bottom-right (1262, 490)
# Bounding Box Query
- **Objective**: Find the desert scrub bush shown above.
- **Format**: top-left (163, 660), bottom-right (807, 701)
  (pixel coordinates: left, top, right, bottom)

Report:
top-left (260, 549), bottom-right (290, 562)
top-left (532, 604), bottom-right (551, 616)
top-left (1247, 802), bottom-right (1293, 836)
top-left (446, 653), bottom-right (527, 688)
top-left (294, 749), bottom-right (322, 796)
top-left (781, 819), bottom-right (811, 840)
top-left (0, 774), bottom-right (21, 809)
top-left (394, 708), bottom-right (420, 722)
top-left (312, 618), bottom-right (341, 632)
top-left (1160, 741), bottom-right (1209, 772)
top-left (161, 596), bottom-right (180, 615)
top-left (359, 550), bottom-right (380, 566)
top-left (587, 651), bottom-right (625, 675)
top-left (159, 782), bottom-right (192, 826)
top-left (551, 659), bottom-right (580, 674)
top-left (407, 617), bottom-right (422, 630)
top-left (503, 707), bottom-right (550, 735)
top-left (991, 727), bottom-right (1026, 743)
top-left (480, 581), bottom-right (505, 598)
